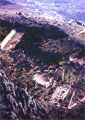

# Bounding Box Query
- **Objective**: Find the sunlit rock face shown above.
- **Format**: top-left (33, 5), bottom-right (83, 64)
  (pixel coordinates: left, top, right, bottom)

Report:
top-left (33, 73), bottom-right (50, 87)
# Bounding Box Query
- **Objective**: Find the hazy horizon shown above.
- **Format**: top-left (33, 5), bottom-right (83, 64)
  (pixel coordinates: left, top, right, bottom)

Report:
top-left (0, 0), bottom-right (85, 22)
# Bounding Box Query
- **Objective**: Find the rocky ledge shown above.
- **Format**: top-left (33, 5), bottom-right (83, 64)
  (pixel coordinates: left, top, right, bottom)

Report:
top-left (0, 69), bottom-right (48, 120)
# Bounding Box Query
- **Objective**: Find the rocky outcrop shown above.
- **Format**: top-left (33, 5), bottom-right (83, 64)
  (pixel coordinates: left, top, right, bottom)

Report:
top-left (0, 69), bottom-right (48, 120)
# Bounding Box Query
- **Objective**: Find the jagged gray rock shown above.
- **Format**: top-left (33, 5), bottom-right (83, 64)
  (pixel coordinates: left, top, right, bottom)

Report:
top-left (0, 69), bottom-right (48, 120)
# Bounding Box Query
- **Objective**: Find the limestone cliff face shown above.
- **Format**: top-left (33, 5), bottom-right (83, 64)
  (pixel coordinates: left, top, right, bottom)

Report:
top-left (0, 69), bottom-right (48, 120)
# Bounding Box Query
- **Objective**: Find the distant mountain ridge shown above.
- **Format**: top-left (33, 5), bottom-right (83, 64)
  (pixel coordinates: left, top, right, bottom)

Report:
top-left (1, 0), bottom-right (85, 22)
